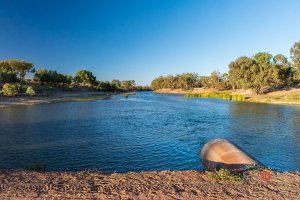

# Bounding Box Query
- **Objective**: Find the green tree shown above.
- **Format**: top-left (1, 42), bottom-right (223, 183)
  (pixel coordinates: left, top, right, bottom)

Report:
top-left (64, 75), bottom-right (73, 84)
top-left (74, 70), bottom-right (96, 86)
top-left (177, 73), bottom-right (198, 90)
top-left (98, 81), bottom-right (112, 91)
top-left (198, 76), bottom-right (210, 88)
top-left (151, 76), bottom-right (165, 90)
top-left (34, 69), bottom-right (52, 83)
top-left (229, 53), bottom-right (289, 94)
top-left (34, 69), bottom-right (72, 84)
top-left (273, 54), bottom-right (294, 86)
top-left (273, 54), bottom-right (288, 65)
top-left (210, 71), bottom-right (225, 90)
top-left (290, 41), bottom-right (300, 81)
top-left (122, 80), bottom-right (136, 90)
top-left (252, 52), bottom-right (274, 94)
top-left (228, 56), bottom-right (256, 91)
top-left (0, 60), bottom-right (34, 80)
top-left (163, 75), bottom-right (178, 89)
top-left (0, 70), bottom-right (18, 84)
top-left (111, 79), bottom-right (122, 89)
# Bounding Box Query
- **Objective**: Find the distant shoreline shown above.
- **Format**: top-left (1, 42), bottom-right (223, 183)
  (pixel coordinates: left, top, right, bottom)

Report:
top-left (155, 88), bottom-right (300, 106)
top-left (0, 91), bottom-right (116, 108)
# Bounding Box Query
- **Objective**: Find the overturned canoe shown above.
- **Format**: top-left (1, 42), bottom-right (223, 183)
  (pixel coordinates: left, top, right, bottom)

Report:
top-left (200, 138), bottom-right (264, 171)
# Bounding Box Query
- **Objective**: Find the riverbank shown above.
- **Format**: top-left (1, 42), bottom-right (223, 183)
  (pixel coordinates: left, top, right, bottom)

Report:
top-left (0, 91), bottom-right (115, 108)
top-left (155, 88), bottom-right (300, 106)
top-left (0, 170), bottom-right (299, 199)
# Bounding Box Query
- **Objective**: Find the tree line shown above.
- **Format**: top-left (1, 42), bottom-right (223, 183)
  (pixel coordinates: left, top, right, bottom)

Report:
top-left (0, 60), bottom-right (141, 92)
top-left (151, 41), bottom-right (300, 95)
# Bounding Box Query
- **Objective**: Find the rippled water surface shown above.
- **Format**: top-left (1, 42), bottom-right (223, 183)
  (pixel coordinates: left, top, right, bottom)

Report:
top-left (0, 92), bottom-right (300, 172)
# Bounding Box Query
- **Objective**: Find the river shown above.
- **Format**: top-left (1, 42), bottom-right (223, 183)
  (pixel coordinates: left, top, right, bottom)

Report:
top-left (0, 92), bottom-right (299, 172)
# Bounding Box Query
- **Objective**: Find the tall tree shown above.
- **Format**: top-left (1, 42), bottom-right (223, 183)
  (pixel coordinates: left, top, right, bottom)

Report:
top-left (150, 76), bottom-right (165, 90)
top-left (163, 75), bottom-right (178, 89)
top-left (228, 56), bottom-right (257, 91)
top-left (122, 80), bottom-right (136, 90)
top-left (273, 54), bottom-right (294, 86)
top-left (0, 70), bottom-right (18, 84)
top-left (34, 69), bottom-right (72, 84)
top-left (252, 52), bottom-right (273, 94)
top-left (111, 79), bottom-right (122, 89)
top-left (74, 70), bottom-right (96, 85)
top-left (210, 71), bottom-right (225, 90)
top-left (0, 60), bottom-right (34, 80)
top-left (177, 73), bottom-right (198, 90)
top-left (198, 76), bottom-right (210, 88)
top-left (290, 41), bottom-right (300, 81)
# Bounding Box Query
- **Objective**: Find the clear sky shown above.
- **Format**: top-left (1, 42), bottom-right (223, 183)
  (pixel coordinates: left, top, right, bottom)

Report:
top-left (0, 0), bottom-right (300, 85)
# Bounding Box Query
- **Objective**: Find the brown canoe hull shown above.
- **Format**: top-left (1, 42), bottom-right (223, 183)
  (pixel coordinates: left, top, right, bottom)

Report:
top-left (200, 138), bottom-right (264, 171)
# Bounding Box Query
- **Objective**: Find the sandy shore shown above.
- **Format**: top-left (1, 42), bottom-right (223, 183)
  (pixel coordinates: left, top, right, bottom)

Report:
top-left (0, 92), bottom-right (115, 108)
top-left (0, 170), bottom-right (299, 199)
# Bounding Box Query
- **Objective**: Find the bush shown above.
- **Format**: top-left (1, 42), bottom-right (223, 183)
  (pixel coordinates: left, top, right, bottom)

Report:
top-left (1, 83), bottom-right (19, 96)
top-left (206, 169), bottom-right (242, 181)
top-left (25, 86), bottom-right (36, 96)
top-left (0, 70), bottom-right (18, 83)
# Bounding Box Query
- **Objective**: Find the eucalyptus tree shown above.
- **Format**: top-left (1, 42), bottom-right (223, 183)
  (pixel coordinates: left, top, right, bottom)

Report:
top-left (121, 80), bottom-right (136, 90)
top-left (273, 54), bottom-right (294, 86)
top-left (228, 56), bottom-right (256, 91)
top-left (210, 71), bottom-right (225, 90)
top-left (34, 69), bottom-right (72, 84)
top-left (111, 79), bottom-right (122, 89)
top-left (0, 70), bottom-right (18, 84)
top-left (198, 76), bottom-right (210, 88)
top-left (177, 73), bottom-right (198, 90)
top-left (150, 76), bottom-right (165, 90)
top-left (290, 41), bottom-right (300, 81)
top-left (74, 70), bottom-right (96, 86)
top-left (163, 75), bottom-right (178, 89)
top-left (0, 60), bottom-right (34, 80)
top-left (252, 52), bottom-right (274, 93)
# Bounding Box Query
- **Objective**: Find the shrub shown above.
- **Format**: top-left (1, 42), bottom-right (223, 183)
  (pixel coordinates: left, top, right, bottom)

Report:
top-left (0, 70), bottom-right (18, 83)
top-left (1, 83), bottom-right (19, 96)
top-left (206, 169), bottom-right (242, 181)
top-left (25, 86), bottom-right (36, 96)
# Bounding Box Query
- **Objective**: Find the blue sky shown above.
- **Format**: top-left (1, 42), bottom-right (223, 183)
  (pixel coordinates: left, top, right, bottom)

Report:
top-left (0, 0), bottom-right (300, 85)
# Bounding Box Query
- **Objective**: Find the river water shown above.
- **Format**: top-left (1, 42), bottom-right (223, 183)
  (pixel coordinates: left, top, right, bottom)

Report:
top-left (0, 92), bottom-right (299, 172)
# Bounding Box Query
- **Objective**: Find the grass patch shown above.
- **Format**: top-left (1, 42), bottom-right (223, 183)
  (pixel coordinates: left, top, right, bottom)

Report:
top-left (185, 92), bottom-right (245, 101)
top-left (205, 169), bottom-right (242, 181)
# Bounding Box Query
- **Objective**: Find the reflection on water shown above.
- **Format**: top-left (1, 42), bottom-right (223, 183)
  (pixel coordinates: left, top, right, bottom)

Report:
top-left (0, 92), bottom-right (299, 172)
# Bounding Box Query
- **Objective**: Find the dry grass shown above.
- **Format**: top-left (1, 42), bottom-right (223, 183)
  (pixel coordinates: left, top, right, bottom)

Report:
top-left (155, 87), bottom-right (300, 106)
top-left (247, 88), bottom-right (300, 105)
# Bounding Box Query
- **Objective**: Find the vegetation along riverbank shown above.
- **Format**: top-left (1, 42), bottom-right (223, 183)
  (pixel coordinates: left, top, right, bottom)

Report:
top-left (0, 60), bottom-right (150, 107)
top-left (156, 88), bottom-right (300, 106)
top-left (152, 41), bottom-right (300, 106)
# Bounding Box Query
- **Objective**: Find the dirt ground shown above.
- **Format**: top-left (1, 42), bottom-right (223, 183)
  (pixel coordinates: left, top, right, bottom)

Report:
top-left (0, 170), bottom-right (299, 199)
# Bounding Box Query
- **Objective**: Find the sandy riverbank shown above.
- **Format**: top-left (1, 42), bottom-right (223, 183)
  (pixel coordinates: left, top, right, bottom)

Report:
top-left (0, 170), bottom-right (299, 199)
top-left (155, 88), bottom-right (300, 106)
top-left (0, 91), bottom-right (115, 108)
